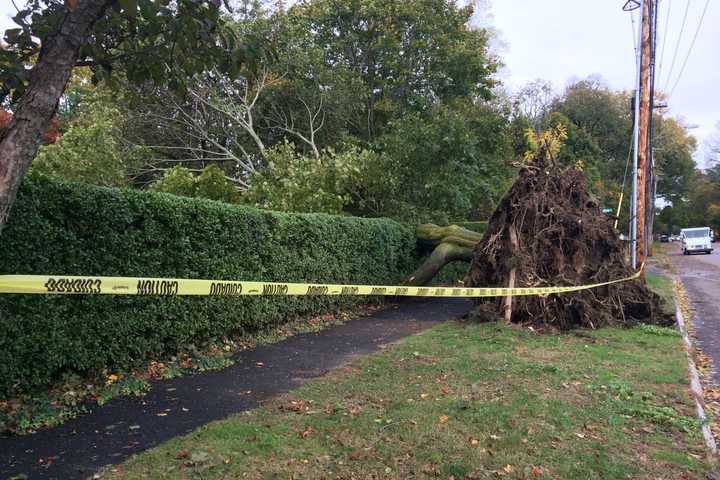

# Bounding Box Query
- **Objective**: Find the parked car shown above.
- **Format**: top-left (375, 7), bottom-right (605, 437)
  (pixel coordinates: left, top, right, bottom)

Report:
top-left (660, 234), bottom-right (669, 243)
top-left (681, 227), bottom-right (713, 255)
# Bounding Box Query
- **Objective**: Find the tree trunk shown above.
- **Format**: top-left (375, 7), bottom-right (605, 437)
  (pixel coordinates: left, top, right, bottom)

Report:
top-left (0, 0), bottom-right (110, 234)
top-left (415, 223), bottom-right (483, 249)
top-left (406, 224), bottom-right (482, 286)
top-left (406, 242), bottom-right (474, 286)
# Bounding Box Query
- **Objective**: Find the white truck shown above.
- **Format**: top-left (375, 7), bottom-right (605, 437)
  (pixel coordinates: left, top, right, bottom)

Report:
top-left (680, 227), bottom-right (713, 255)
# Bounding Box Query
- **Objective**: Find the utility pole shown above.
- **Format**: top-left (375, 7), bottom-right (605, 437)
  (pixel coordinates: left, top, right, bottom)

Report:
top-left (645, 0), bottom-right (658, 258)
top-left (636, 0), bottom-right (651, 269)
top-left (629, 0), bottom-right (643, 271)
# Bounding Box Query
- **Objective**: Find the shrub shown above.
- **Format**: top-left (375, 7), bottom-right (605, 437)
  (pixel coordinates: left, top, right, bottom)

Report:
top-left (151, 165), bottom-right (241, 203)
top-left (31, 94), bottom-right (146, 187)
top-left (243, 142), bottom-right (372, 215)
top-left (0, 175), bottom-right (420, 398)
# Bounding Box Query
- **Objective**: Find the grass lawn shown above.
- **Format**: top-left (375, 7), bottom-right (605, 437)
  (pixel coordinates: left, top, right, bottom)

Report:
top-left (645, 271), bottom-right (675, 308)
top-left (106, 311), bottom-right (708, 479)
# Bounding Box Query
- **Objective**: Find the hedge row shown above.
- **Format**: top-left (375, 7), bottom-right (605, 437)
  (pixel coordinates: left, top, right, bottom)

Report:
top-left (0, 175), bottom-right (421, 398)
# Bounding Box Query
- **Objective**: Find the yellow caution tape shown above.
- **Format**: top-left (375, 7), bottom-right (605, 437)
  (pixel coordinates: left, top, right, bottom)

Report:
top-left (0, 268), bottom-right (643, 297)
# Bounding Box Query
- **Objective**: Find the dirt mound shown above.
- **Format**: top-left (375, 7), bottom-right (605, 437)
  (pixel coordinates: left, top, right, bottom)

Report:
top-left (466, 153), bottom-right (672, 329)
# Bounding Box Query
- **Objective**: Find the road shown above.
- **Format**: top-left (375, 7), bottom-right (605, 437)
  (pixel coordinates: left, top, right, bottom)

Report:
top-left (668, 241), bottom-right (720, 384)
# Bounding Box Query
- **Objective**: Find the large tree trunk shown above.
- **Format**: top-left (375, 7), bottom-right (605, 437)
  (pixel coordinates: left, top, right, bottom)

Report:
top-left (0, 0), bottom-right (110, 233)
top-left (406, 224), bottom-right (482, 286)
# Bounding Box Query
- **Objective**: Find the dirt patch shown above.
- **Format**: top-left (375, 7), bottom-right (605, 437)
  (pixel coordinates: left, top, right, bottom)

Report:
top-left (467, 153), bottom-right (671, 329)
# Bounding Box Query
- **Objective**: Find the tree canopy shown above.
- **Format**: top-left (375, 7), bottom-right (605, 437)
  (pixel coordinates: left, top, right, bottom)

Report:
top-left (0, 0), bottom-right (706, 232)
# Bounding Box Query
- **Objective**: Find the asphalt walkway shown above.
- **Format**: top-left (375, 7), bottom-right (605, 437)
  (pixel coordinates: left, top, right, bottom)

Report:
top-left (0, 298), bottom-right (472, 479)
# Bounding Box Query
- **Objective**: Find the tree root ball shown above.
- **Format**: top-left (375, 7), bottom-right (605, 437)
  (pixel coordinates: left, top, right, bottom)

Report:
top-left (466, 155), bottom-right (672, 329)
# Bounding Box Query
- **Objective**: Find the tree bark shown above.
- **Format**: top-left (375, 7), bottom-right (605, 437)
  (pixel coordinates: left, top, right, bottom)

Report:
top-left (406, 224), bottom-right (482, 286)
top-left (415, 223), bottom-right (483, 248)
top-left (0, 0), bottom-right (110, 234)
top-left (406, 242), bottom-right (474, 286)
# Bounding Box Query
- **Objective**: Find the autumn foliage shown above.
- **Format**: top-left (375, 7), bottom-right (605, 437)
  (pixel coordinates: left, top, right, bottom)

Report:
top-left (0, 109), bottom-right (61, 145)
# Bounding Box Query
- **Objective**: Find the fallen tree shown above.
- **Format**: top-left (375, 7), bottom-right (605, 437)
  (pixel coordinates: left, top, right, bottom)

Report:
top-left (465, 151), bottom-right (671, 329)
top-left (405, 224), bottom-right (481, 286)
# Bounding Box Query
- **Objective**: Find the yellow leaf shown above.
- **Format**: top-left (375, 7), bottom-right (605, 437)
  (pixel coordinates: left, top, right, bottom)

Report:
top-left (438, 415), bottom-right (449, 424)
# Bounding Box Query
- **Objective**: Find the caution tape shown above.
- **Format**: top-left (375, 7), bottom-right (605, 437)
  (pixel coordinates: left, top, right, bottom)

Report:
top-left (0, 268), bottom-right (643, 298)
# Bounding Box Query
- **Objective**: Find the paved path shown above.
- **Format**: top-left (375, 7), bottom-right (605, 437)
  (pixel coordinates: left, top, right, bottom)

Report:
top-left (0, 298), bottom-right (472, 480)
top-left (668, 242), bottom-right (720, 384)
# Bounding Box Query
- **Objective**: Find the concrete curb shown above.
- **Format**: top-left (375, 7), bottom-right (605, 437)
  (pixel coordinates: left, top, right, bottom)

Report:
top-left (675, 299), bottom-right (718, 456)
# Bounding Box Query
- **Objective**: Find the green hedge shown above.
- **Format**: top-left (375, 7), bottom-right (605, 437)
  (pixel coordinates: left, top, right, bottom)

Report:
top-left (0, 175), bottom-right (420, 398)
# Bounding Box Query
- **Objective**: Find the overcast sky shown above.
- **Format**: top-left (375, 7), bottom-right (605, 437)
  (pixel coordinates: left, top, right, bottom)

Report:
top-left (1, 0), bottom-right (717, 166)
top-left (487, 0), bottom-right (719, 167)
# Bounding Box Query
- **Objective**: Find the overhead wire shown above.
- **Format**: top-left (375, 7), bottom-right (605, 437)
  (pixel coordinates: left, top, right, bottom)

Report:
top-left (657, 0), bottom-right (672, 79)
top-left (667, 0), bottom-right (711, 98)
top-left (662, 0), bottom-right (691, 93)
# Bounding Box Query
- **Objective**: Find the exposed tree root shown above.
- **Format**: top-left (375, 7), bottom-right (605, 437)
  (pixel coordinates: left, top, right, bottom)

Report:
top-left (466, 152), bottom-right (672, 329)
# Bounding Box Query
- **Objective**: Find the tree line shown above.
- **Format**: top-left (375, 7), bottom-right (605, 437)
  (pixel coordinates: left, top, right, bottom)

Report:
top-left (0, 0), bottom-right (708, 230)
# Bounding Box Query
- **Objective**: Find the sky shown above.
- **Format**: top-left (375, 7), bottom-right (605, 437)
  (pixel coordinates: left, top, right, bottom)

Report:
top-left (1, 0), bottom-right (717, 165)
top-left (486, 0), bottom-right (719, 168)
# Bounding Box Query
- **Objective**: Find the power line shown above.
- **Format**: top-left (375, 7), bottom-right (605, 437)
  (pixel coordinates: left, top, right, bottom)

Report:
top-left (668, 0), bottom-right (711, 98)
top-left (662, 0), bottom-right (691, 93)
top-left (657, 0), bottom-right (672, 79)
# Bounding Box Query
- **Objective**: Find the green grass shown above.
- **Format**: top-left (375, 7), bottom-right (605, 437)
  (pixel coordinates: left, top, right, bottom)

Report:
top-left (645, 271), bottom-right (675, 314)
top-left (106, 321), bottom-right (708, 480)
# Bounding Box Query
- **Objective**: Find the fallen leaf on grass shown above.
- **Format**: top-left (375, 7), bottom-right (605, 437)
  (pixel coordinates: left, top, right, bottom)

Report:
top-left (531, 466), bottom-right (542, 477)
top-left (175, 450), bottom-right (189, 460)
top-left (438, 415), bottom-right (449, 424)
top-left (299, 426), bottom-right (314, 438)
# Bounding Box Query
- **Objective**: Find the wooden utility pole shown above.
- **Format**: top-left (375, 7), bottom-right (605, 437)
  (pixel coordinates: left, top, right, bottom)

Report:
top-left (636, 0), bottom-right (651, 267)
top-left (645, 0), bottom-right (659, 258)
